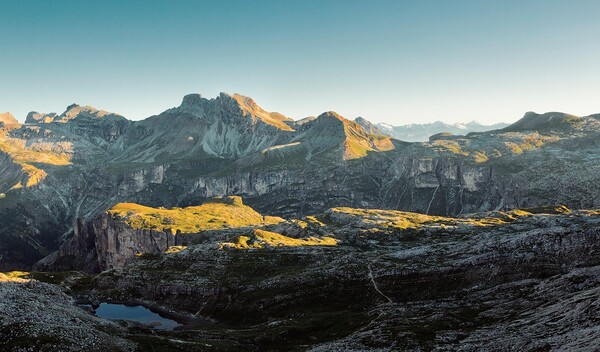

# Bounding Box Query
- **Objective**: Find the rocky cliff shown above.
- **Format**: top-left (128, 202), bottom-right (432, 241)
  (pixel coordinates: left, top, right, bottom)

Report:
top-left (36, 215), bottom-right (178, 273)
top-left (36, 196), bottom-right (284, 272)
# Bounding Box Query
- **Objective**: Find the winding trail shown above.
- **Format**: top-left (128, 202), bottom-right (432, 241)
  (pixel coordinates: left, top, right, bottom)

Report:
top-left (426, 185), bottom-right (440, 215)
top-left (367, 256), bottom-right (393, 304)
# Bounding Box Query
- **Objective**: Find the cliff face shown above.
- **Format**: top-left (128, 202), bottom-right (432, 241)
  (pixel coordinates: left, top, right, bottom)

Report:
top-left (36, 215), bottom-right (177, 272)
top-left (36, 196), bottom-right (283, 272)
top-left (176, 156), bottom-right (494, 217)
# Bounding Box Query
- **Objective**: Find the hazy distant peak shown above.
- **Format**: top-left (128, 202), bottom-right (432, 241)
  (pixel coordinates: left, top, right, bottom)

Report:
top-left (376, 120), bottom-right (509, 142)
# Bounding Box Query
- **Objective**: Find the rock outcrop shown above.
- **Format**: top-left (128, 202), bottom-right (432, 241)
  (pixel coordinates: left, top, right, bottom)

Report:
top-left (36, 196), bottom-right (284, 272)
top-left (36, 215), bottom-right (178, 272)
top-left (25, 111), bottom-right (58, 124)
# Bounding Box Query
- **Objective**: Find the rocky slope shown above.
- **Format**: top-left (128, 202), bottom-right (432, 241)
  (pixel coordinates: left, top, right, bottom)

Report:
top-left (23, 202), bottom-right (600, 350)
top-left (2, 92), bottom-right (600, 270)
top-left (354, 116), bottom-right (387, 136)
top-left (0, 275), bottom-right (134, 351)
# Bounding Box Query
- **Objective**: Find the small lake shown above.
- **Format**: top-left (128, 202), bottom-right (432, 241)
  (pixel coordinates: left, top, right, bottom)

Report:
top-left (93, 303), bottom-right (181, 330)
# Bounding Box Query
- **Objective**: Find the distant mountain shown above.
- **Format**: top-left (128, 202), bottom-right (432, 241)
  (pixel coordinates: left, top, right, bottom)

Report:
top-left (0, 112), bottom-right (18, 127)
top-left (374, 120), bottom-right (509, 142)
top-left (354, 116), bottom-right (386, 136)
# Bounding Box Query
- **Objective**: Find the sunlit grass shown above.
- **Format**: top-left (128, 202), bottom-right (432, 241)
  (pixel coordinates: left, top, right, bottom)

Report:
top-left (109, 196), bottom-right (284, 234)
top-left (221, 229), bottom-right (338, 249)
top-left (165, 245), bottom-right (187, 254)
top-left (0, 271), bottom-right (30, 283)
top-left (0, 135), bottom-right (72, 188)
top-left (328, 205), bottom-right (573, 231)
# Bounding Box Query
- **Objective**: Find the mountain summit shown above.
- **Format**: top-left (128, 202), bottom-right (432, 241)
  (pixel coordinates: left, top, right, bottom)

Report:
top-left (179, 92), bottom-right (294, 131)
top-left (292, 111), bottom-right (395, 160)
top-left (24, 104), bottom-right (124, 124)
top-left (0, 112), bottom-right (18, 127)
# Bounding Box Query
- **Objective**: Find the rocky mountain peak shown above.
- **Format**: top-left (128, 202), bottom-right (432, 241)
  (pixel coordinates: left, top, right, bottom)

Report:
top-left (61, 104), bottom-right (94, 118)
top-left (0, 112), bottom-right (19, 127)
top-left (25, 111), bottom-right (58, 124)
top-left (222, 92), bottom-right (294, 131)
top-left (180, 93), bottom-right (206, 107)
top-left (314, 111), bottom-right (347, 126)
top-left (311, 111), bottom-right (382, 138)
top-left (294, 116), bottom-right (317, 126)
top-left (176, 92), bottom-right (294, 131)
top-left (354, 116), bottom-right (369, 125)
top-left (227, 93), bottom-right (259, 112)
top-left (292, 111), bottom-right (395, 160)
top-left (53, 104), bottom-right (124, 123)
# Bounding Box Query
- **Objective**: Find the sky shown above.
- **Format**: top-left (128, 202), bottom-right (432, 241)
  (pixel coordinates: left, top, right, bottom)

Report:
top-left (1, 0), bottom-right (600, 125)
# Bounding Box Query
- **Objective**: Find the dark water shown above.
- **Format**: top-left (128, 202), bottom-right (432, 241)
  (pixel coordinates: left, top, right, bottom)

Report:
top-left (94, 303), bottom-right (181, 330)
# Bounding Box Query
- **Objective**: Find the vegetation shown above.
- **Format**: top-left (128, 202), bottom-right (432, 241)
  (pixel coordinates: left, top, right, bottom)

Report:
top-left (503, 133), bottom-right (559, 156)
top-left (221, 229), bottom-right (338, 249)
top-left (327, 206), bottom-right (573, 231)
top-left (343, 130), bottom-right (395, 160)
top-left (165, 245), bottom-right (187, 254)
top-left (0, 271), bottom-right (29, 283)
top-left (431, 140), bottom-right (468, 156)
top-left (0, 135), bottom-right (71, 189)
top-left (0, 138), bottom-right (71, 167)
top-left (108, 196), bottom-right (284, 234)
top-left (472, 151), bottom-right (489, 163)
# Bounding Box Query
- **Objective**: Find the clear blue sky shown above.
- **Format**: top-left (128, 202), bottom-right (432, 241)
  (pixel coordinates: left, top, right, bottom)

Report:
top-left (1, 0), bottom-right (599, 124)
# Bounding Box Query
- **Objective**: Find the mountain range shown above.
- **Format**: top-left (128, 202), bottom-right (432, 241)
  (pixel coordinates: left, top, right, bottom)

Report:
top-left (368, 119), bottom-right (509, 142)
top-left (2, 92), bottom-right (600, 269)
top-left (2, 92), bottom-right (600, 350)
